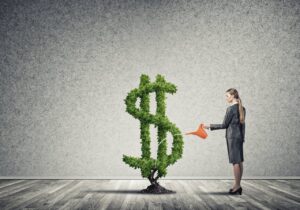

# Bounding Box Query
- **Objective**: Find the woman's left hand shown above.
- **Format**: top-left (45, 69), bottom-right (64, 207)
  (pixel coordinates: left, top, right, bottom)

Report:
top-left (203, 124), bottom-right (210, 129)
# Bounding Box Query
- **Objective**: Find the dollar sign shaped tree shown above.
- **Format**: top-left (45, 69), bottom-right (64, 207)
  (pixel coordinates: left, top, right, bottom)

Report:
top-left (123, 74), bottom-right (184, 194)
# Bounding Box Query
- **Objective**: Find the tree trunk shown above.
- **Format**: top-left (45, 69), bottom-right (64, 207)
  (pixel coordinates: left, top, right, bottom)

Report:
top-left (140, 169), bottom-right (175, 194)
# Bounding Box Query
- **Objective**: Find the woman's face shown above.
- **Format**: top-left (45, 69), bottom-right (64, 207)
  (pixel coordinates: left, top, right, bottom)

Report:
top-left (225, 92), bottom-right (234, 103)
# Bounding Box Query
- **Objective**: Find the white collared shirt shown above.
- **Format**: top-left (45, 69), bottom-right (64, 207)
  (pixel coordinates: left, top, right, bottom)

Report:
top-left (230, 101), bottom-right (238, 106)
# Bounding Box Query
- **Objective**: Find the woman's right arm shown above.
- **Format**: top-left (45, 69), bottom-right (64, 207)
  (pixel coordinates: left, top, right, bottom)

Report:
top-left (210, 107), bottom-right (233, 131)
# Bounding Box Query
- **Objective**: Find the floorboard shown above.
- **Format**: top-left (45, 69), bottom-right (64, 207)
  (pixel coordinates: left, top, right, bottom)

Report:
top-left (0, 179), bottom-right (298, 210)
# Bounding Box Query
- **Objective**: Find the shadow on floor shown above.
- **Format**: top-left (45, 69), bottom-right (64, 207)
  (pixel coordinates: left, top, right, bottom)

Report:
top-left (85, 190), bottom-right (231, 195)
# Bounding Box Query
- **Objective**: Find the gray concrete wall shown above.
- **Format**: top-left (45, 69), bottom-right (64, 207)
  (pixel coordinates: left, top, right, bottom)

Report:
top-left (0, 0), bottom-right (299, 178)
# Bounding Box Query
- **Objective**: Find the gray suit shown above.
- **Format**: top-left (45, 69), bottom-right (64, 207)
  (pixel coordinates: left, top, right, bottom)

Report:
top-left (210, 104), bottom-right (246, 164)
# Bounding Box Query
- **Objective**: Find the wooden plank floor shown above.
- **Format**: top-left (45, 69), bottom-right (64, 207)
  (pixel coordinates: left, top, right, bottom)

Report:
top-left (0, 179), bottom-right (299, 210)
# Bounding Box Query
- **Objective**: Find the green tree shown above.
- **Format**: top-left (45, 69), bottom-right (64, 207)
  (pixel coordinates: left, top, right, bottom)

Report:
top-left (123, 74), bottom-right (184, 193)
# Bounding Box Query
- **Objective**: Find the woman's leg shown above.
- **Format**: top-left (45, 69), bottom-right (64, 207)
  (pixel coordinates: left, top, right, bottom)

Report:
top-left (240, 161), bottom-right (243, 179)
top-left (233, 163), bottom-right (241, 189)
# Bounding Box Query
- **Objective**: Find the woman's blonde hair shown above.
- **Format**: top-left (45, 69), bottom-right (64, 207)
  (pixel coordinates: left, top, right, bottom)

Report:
top-left (226, 88), bottom-right (245, 124)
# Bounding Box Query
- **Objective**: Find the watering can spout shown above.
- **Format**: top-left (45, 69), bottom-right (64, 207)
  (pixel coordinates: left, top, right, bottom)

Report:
top-left (185, 123), bottom-right (208, 139)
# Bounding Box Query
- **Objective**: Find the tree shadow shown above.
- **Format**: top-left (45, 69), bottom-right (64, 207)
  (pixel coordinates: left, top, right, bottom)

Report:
top-left (85, 190), bottom-right (229, 195)
top-left (85, 190), bottom-right (142, 194)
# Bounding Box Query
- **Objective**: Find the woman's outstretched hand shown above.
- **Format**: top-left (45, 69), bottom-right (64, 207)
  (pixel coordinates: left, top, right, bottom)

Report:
top-left (203, 124), bottom-right (210, 129)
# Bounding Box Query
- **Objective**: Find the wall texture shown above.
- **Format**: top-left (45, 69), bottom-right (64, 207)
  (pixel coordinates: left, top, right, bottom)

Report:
top-left (0, 0), bottom-right (299, 178)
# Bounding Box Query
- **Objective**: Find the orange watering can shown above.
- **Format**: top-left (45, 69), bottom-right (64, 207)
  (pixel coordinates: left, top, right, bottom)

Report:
top-left (185, 123), bottom-right (208, 139)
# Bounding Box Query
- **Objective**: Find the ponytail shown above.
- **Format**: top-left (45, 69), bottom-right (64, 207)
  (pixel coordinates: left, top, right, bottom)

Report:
top-left (237, 98), bottom-right (245, 124)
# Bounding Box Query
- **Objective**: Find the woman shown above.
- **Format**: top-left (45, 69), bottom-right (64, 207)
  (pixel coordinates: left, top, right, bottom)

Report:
top-left (203, 88), bottom-right (246, 195)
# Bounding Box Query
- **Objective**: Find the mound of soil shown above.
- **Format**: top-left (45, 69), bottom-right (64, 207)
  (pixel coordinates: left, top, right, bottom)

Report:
top-left (140, 182), bottom-right (176, 194)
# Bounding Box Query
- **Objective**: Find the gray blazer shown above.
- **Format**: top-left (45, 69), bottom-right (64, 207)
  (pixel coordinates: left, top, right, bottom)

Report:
top-left (210, 104), bottom-right (246, 142)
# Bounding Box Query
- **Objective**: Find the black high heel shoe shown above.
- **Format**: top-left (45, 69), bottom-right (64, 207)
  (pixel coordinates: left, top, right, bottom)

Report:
top-left (229, 187), bottom-right (242, 195)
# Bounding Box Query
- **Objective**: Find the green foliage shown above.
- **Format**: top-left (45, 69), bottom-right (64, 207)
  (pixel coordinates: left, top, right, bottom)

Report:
top-left (122, 74), bottom-right (184, 179)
